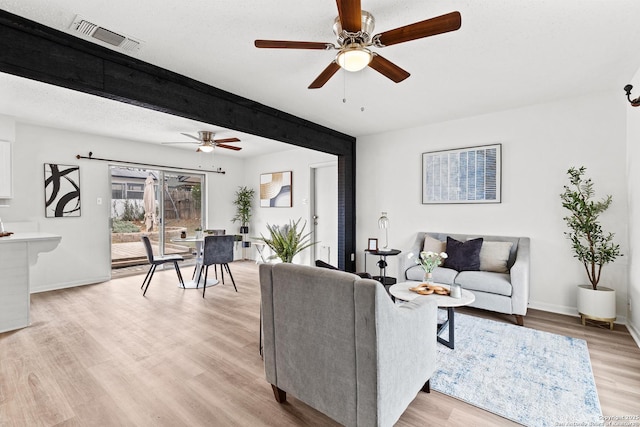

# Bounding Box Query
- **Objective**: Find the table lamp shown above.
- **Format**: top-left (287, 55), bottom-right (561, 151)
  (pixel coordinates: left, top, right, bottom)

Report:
top-left (378, 211), bottom-right (389, 251)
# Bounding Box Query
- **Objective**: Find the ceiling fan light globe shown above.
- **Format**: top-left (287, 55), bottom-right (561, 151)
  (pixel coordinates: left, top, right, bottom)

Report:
top-left (199, 145), bottom-right (214, 153)
top-left (336, 47), bottom-right (372, 72)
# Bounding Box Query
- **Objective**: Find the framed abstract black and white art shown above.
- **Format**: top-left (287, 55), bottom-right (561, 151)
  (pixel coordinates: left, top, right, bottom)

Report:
top-left (44, 163), bottom-right (81, 217)
top-left (422, 144), bottom-right (501, 204)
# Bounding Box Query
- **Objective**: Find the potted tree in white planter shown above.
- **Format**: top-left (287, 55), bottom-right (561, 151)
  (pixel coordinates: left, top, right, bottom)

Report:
top-left (560, 166), bottom-right (622, 329)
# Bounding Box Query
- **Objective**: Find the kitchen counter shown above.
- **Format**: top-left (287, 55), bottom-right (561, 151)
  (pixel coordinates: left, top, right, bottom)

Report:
top-left (0, 232), bottom-right (61, 333)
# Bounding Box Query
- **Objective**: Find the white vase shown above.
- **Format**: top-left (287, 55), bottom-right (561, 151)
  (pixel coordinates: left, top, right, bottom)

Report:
top-left (577, 285), bottom-right (616, 327)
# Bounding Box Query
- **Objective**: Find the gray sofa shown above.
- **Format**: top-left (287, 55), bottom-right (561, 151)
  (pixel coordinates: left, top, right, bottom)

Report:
top-left (400, 232), bottom-right (530, 326)
top-left (260, 263), bottom-right (438, 427)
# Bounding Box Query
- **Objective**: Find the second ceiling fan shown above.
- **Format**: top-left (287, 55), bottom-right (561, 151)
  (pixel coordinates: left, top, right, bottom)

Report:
top-left (163, 131), bottom-right (241, 153)
top-left (255, 0), bottom-right (461, 89)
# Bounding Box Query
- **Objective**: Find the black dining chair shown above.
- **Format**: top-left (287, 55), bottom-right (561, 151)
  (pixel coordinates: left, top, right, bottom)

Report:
top-left (140, 235), bottom-right (185, 296)
top-left (196, 235), bottom-right (237, 297)
top-left (192, 229), bottom-right (225, 279)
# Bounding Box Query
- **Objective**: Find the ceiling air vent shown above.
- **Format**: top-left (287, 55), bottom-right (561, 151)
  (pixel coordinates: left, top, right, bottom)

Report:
top-left (69, 15), bottom-right (142, 52)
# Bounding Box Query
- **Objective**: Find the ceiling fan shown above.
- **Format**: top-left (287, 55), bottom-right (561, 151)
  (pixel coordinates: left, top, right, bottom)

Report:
top-left (254, 0), bottom-right (461, 89)
top-left (162, 131), bottom-right (242, 153)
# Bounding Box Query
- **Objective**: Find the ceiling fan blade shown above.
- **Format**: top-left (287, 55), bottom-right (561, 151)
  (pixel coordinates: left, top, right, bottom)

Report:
top-left (180, 132), bottom-right (202, 142)
top-left (374, 11), bottom-right (461, 47)
top-left (308, 62), bottom-right (341, 89)
top-left (336, 0), bottom-right (362, 32)
top-left (255, 40), bottom-right (333, 50)
top-left (213, 137), bottom-right (241, 143)
top-left (368, 54), bottom-right (410, 83)
top-left (216, 143), bottom-right (242, 151)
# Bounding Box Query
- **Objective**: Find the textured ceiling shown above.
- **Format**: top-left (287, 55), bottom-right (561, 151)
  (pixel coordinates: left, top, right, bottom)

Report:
top-left (1, 0), bottom-right (640, 156)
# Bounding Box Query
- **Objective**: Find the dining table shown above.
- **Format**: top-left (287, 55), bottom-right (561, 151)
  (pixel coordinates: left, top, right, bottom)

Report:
top-left (170, 235), bottom-right (219, 289)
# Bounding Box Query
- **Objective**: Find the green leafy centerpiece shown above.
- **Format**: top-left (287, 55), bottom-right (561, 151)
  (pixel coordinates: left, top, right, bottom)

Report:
top-left (256, 218), bottom-right (317, 263)
top-left (416, 251), bottom-right (448, 282)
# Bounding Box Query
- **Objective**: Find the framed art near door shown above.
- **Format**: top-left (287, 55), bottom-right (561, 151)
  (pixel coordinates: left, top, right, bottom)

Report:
top-left (260, 171), bottom-right (292, 207)
top-left (44, 163), bottom-right (81, 217)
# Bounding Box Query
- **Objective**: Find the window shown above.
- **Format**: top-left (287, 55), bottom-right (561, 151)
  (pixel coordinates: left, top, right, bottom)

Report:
top-left (126, 183), bottom-right (144, 200)
top-left (112, 183), bottom-right (124, 199)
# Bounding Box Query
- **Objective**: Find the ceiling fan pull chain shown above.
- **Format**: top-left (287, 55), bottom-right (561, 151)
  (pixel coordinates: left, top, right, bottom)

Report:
top-left (343, 69), bottom-right (347, 103)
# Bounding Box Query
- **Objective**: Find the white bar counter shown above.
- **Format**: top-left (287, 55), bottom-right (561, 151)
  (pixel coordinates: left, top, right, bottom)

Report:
top-left (0, 232), bottom-right (61, 333)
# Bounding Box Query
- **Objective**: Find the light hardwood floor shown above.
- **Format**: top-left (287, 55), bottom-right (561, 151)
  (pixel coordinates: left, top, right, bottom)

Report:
top-left (1, 261), bottom-right (639, 426)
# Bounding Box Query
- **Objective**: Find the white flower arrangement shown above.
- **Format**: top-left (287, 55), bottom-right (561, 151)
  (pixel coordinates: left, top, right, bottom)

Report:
top-left (416, 251), bottom-right (448, 273)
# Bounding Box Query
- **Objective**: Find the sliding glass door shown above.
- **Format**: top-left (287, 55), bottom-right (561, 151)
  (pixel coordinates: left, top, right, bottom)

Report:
top-left (160, 172), bottom-right (203, 258)
top-left (110, 166), bottom-right (204, 270)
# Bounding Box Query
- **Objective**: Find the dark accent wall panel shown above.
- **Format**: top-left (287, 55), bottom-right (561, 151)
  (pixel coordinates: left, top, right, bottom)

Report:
top-left (0, 9), bottom-right (357, 271)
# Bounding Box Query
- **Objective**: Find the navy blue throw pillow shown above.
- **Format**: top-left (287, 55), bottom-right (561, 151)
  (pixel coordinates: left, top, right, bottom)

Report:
top-left (443, 236), bottom-right (483, 271)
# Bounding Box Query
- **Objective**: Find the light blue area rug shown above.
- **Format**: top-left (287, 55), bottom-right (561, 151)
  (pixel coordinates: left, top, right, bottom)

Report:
top-left (431, 312), bottom-right (602, 427)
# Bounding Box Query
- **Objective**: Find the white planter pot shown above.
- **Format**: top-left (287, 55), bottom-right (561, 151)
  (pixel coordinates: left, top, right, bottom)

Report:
top-left (577, 285), bottom-right (616, 327)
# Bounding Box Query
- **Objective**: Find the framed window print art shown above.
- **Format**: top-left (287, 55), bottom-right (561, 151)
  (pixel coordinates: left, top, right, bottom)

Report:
top-left (422, 144), bottom-right (501, 204)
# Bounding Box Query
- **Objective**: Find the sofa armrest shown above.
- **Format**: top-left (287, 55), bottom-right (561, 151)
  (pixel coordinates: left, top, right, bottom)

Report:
top-left (361, 288), bottom-right (438, 426)
top-left (383, 298), bottom-right (438, 359)
top-left (509, 237), bottom-right (530, 316)
top-left (399, 233), bottom-right (426, 280)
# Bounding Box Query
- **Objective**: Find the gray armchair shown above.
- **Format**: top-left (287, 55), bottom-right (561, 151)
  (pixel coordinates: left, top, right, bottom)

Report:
top-left (259, 263), bottom-right (438, 427)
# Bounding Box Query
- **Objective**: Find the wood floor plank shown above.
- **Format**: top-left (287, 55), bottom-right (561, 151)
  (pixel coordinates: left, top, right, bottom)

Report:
top-left (1, 260), bottom-right (638, 426)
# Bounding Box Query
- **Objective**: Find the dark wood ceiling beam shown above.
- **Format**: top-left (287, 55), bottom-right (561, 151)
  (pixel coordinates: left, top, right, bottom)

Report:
top-left (0, 9), bottom-right (356, 271)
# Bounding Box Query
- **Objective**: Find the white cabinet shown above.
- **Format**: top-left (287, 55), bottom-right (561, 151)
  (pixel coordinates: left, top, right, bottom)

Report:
top-left (0, 140), bottom-right (12, 199)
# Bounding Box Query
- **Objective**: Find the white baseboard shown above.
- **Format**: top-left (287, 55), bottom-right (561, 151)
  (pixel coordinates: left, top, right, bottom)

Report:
top-left (528, 300), bottom-right (577, 317)
top-left (528, 299), bottom-right (627, 325)
top-left (30, 275), bottom-right (111, 294)
top-left (627, 320), bottom-right (640, 349)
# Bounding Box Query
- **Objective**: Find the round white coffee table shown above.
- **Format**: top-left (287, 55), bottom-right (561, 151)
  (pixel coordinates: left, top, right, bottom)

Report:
top-left (389, 281), bottom-right (475, 349)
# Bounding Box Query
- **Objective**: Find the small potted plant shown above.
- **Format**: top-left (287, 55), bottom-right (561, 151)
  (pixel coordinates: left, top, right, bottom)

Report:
top-left (255, 218), bottom-right (317, 263)
top-left (560, 166), bottom-right (622, 327)
top-left (232, 186), bottom-right (255, 247)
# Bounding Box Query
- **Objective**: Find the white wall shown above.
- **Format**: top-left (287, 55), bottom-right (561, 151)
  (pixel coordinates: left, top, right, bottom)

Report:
top-left (1, 117), bottom-right (245, 292)
top-left (626, 67), bottom-right (640, 342)
top-left (3, 86), bottom-right (635, 331)
top-left (242, 147), bottom-right (336, 265)
top-left (356, 90), bottom-right (629, 320)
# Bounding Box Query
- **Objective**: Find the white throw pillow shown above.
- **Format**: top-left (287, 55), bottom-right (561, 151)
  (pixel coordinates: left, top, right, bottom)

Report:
top-left (423, 235), bottom-right (446, 253)
top-left (479, 241), bottom-right (513, 273)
